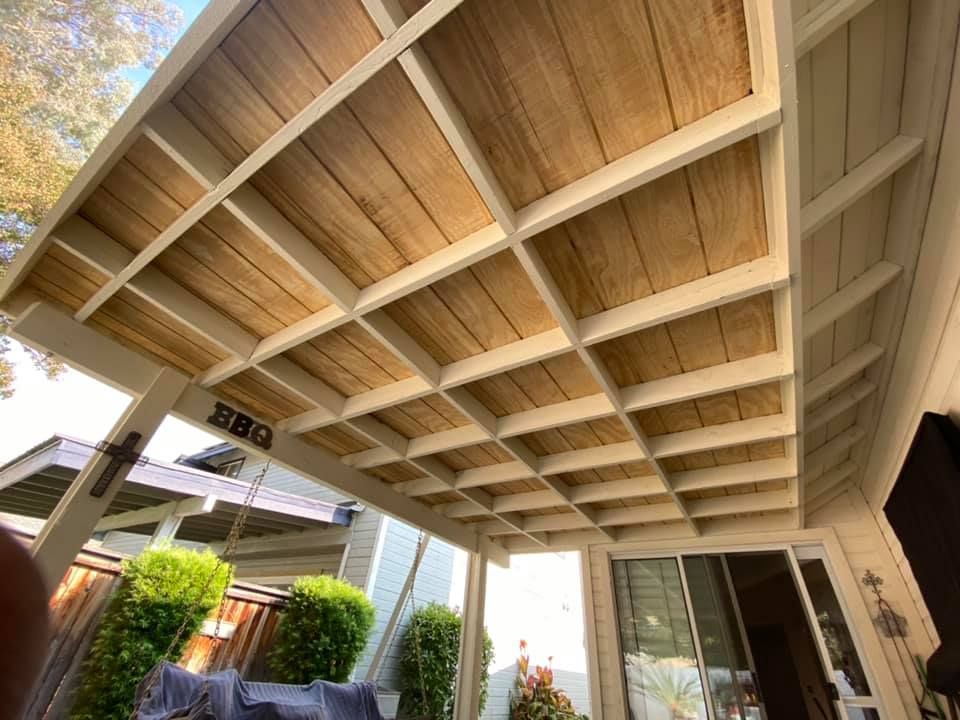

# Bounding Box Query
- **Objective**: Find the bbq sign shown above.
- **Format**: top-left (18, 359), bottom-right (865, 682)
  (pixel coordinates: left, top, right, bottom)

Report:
top-left (207, 402), bottom-right (274, 450)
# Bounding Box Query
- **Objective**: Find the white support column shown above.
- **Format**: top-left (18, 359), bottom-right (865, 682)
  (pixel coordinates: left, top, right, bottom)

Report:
top-left (453, 547), bottom-right (488, 720)
top-left (365, 533), bottom-right (432, 682)
top-left (30, 367), bottom-right (188, 591)
top-left (150, 510), bottom-right (184, 544)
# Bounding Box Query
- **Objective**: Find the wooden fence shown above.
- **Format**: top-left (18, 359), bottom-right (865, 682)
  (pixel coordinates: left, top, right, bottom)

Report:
top-left (25, 543), bottom-right (288, 720)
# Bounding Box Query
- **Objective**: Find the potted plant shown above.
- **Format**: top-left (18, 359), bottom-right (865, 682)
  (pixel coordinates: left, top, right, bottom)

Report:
top-left (511, 640), bottom-right (589, 720)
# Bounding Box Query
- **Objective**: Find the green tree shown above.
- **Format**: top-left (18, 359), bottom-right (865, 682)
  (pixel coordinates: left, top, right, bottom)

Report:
top-left (0, 0), bottom-right (183, 398)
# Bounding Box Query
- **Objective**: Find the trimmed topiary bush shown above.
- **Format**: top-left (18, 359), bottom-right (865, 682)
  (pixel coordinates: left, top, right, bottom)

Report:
top-left (70, 545), bottom-right (232, 720)
top-left (268, 575), bottom-right (376, 684)
top-left (398, 602), bottom-right (494, 720)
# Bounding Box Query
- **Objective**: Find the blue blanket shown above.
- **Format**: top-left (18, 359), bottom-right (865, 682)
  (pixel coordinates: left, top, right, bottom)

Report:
top-left (134, 662), bottom-right (385, 720)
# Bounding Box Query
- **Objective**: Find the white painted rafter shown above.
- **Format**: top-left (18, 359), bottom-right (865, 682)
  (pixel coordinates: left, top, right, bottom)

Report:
top-left (800, 135), bottom-right (923, 238)
top-left (794, 0), bottom-right (880, 58)
top-left (73, 0), bottom-right (467, 321)
top-left (745, 0), bottom-right (805, 525)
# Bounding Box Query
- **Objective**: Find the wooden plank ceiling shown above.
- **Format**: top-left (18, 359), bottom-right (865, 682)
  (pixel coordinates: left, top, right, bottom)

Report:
top-left (2, 0), bottom-right (927, 551)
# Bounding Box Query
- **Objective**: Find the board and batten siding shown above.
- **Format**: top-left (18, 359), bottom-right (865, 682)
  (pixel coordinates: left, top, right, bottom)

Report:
top-left (583, 487), bottom-right (936, 720)
top-left (354, 517), bottom-right (455, 688)
top-left (234, 454), bottom-right (382, 590)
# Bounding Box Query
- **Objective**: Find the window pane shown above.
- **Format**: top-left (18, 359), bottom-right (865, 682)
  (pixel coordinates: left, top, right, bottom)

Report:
top-left (844, 706), bottom-right (881, 720)
top-left (613, 558), bottom-right (709, 720)
top-left (797, 557), bottom-right (872, 697)
top-left (684, 556), bottom-right (762, 720)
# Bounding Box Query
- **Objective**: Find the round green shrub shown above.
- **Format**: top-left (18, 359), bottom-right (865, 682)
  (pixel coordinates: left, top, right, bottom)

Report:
top-left (268, 575), bottom-right (376, 684)
top-left (70, 545), bottom-right (232, 720)
top-left (398, 602), bottom-right (494, 720)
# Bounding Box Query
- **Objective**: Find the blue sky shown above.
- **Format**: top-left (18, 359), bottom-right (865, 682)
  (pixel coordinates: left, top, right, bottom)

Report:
top-left (123, 0), bottom-right (210, 92)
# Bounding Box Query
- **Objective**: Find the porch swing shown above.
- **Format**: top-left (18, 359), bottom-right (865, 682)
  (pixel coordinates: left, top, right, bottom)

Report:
top-left (130, 461), bottom-right (433, 720)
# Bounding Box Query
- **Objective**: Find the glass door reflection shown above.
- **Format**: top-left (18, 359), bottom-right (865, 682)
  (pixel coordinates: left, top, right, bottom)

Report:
top-left (612, 557), bottom-right (710, 720)
top-left (683, 555), bottom-right (765, 720)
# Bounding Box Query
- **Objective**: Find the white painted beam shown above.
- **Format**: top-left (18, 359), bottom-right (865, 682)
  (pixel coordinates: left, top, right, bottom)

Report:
top-left (804, 343), bottom-right (884, 406)
top-left (747, 0), bottom-right (804, 526)
top-left (803, 261), bottom-right (902, 339)
top-left (801, 135), bottom-right (923, 238)
top-left (30, 367), bottom-right (188, 590)
top-left (211, 526), bottom-right (354, 557)
top-left (74, 0), bottom-right (466, 321)
top-left (453, 548), bottom-right (488, 720)
top-left (648, 414), bottom-right (796, 458)
top-left (687, 488), bottom-right (796, 519)
top-left (670, 458), bottom-right (795, 493)
top-left (805, 426), bottom-right (866, 478)
top-left (360, 0), bottom-right (516, 232)
top-left (794, 0), bottom-right (880, 58)
top-left (805, 379), bottom-right (876, 434)
top-left (578, 257), bottom-right (788, 346)
top-left (95, 502), bottom-right (177, 532)
top-left (806, 460), bottom-right (858, 505)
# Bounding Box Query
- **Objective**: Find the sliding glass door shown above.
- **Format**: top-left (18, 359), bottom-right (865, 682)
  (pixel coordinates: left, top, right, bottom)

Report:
top-left (611, 546), bottom-right (886, 720)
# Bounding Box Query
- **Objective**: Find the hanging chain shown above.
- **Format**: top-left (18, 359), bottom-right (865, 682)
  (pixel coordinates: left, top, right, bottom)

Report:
top-left (128, 460), bottom-right (272, 719)
top-left (407, 531), bottom-right (430, 718)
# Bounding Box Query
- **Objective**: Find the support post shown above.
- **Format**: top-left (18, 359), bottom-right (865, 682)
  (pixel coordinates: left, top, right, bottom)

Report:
top-left (30, 367), bottom-right (188, 591)
top-left (150, 510), bottom-right (184, 544)
top-left (453, 547), bottom-right (488, 720)
top-left (365, 533), bottom-right (432, 682)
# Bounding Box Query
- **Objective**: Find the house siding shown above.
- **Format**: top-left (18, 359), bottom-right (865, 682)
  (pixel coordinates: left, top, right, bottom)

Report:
top-left (354, 518), bottom-right (455, 689)
top-left (235, 456), bottom-right (384, 590)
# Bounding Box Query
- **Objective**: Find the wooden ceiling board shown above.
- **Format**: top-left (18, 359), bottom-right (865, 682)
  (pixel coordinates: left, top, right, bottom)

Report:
top-left (536, 138), bottom-right (766, 320)
top-left (384, 250), bottom-right (555, 364)
top-left (282, 322), bottom-right (413, 398)
top-left (465, 351), bottom-right (600, 418)
top-left (374, 394), bottom-right (470, 438)
top-left (367, 461), bottom-right (425, 485)
top-left (644, 0), bottom-right (752, 127)
top-left (217, 368), bottom-right (311, 422)
top-left (303, 425), bottom-right (375, 456)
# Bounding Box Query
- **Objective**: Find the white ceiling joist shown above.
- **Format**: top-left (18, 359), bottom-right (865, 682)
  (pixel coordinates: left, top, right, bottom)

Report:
top-left (800, 135), bottom-right (923, 238)
top-left (9, 301), bottom-right (510, 567)
top-left (74, 0), bottom-right (467, 322)
top-left (805, 379), bottom-right (877, 434)
top-left (794, 0), bottom-right (880, 58)
top-left (805, 343), bottom-right (884, 406)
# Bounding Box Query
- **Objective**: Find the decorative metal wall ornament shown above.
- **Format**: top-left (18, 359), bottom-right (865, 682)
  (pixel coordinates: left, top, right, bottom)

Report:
top-left (863, 569), bottom-right (909, 639)
top-left (90, 431), bottom-right (148, 497)
top-left (862, 569), bottom-right (945, 719)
